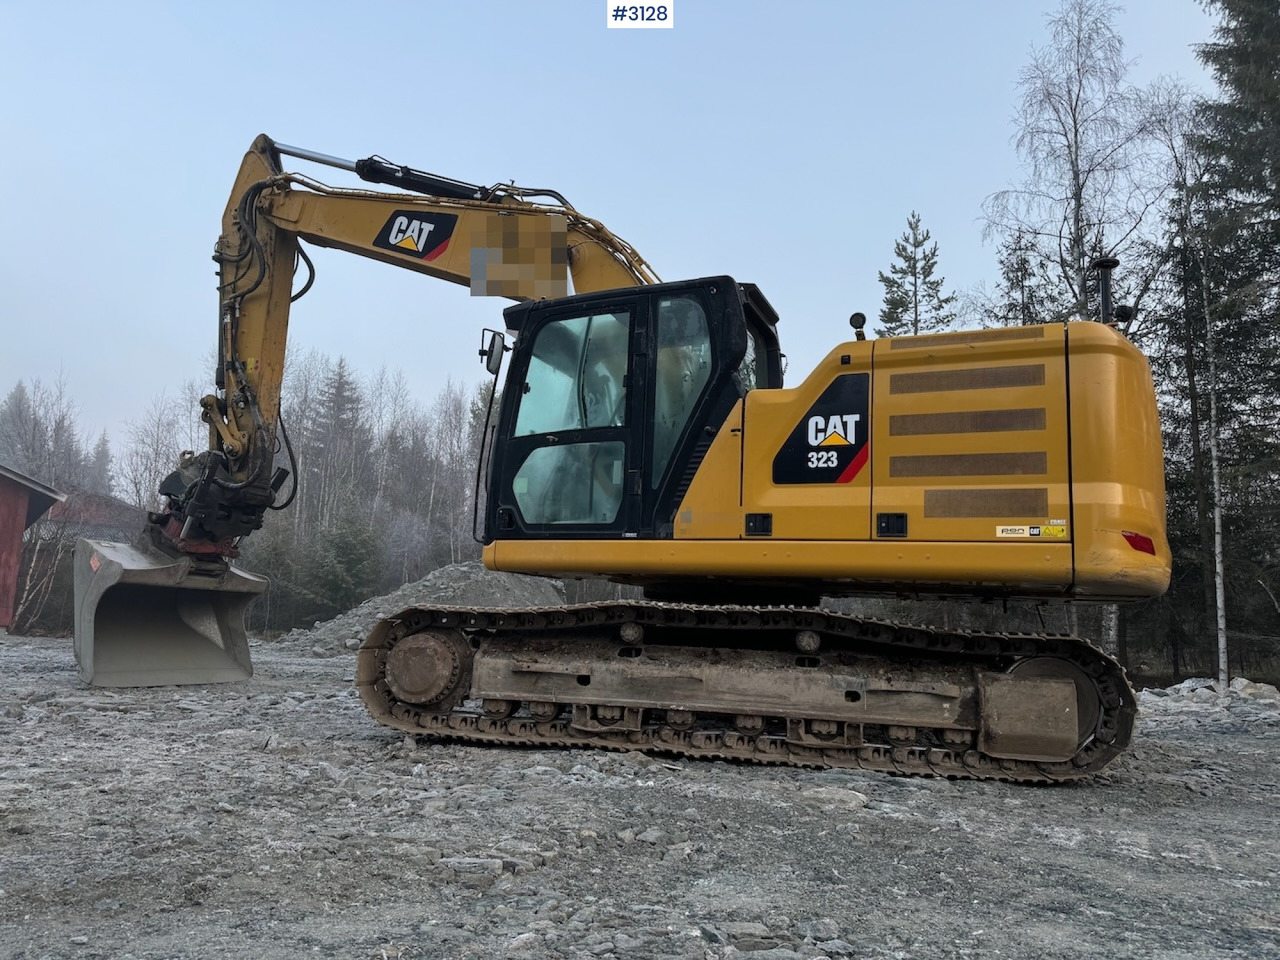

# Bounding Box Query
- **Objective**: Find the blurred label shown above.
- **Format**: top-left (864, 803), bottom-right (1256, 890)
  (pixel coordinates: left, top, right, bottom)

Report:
top-left (470, 215), bottom-right (568, 299)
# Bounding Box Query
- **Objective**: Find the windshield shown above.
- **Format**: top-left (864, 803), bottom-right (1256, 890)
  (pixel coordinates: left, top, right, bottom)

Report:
top-left (514, 310), bottom-right (631, 436)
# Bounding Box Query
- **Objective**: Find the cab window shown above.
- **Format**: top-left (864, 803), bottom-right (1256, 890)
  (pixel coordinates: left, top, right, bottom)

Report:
top-left (514, 310), bottom-right (631, 436)
top-left (652, 295), bottom-right (711, 487)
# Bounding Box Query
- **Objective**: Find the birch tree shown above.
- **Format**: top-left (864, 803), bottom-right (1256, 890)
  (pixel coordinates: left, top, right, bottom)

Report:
top-left (984, 0), bottom-right (1165, 321)
top-left (118, 391), bottom-right (183, 510)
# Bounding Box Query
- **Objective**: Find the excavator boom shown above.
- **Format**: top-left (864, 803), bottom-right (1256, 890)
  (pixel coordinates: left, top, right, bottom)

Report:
top-left (74, 134), bottom-right (656, 686)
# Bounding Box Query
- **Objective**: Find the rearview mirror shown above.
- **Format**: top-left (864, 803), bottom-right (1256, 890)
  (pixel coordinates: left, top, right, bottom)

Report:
top-left (479, 329), bottom-right (506, 376)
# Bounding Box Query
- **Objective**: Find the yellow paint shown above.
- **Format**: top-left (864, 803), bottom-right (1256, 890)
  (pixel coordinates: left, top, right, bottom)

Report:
top-left (672, 401), bottom-right (744, 539)
top-left (1065, 322), bottom-right (1171, 596)
top-left (738, 342), bottom-right (874, 541)
top-left (487, 538), bottom-right (1081, 596)
top-left (870, 323), bottom-right (1070, 541)
top-left (492, 321), bottom-right (1170, 603)
top-left (209, 134), bottom-right (658, 491)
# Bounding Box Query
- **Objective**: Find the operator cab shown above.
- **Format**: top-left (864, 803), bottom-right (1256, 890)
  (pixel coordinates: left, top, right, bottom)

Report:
top-left (485, 276), bottom-right (781, 541)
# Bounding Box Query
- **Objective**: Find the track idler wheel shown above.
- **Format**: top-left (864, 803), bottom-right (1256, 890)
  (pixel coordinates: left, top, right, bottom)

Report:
top-left (1007, 656), bottom-right (1100, 745)
top-left (383, 629), bottom-right (473, 711)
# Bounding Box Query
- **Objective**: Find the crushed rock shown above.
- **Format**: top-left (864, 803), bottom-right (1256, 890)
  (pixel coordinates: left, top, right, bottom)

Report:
top-left (1, 635), bottom-right (1278, 959)
top-left (272, 561), bottom-right (565, 654)
top-left (1141, 676), bottom-right (1280, 702)
top-left (1138, 676), bottom-right (1280, 716)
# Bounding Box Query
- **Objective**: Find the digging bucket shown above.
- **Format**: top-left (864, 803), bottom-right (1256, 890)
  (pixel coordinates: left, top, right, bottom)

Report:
top-left (73, 538), bottom-right (267, 686)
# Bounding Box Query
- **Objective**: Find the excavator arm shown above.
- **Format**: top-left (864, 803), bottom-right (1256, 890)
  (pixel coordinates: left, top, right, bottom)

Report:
top-left (161, 134), bottom-right (658, 555)
top-left (73, 134), bottom-right (657, 686)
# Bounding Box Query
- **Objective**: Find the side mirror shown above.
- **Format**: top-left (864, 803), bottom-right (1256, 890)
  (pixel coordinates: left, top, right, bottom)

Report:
top-left (479, 329), bottom-right (506, 376)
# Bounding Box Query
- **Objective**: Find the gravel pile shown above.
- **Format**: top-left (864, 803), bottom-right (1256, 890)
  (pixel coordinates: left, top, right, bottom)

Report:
top-left (1144, 676), bottom-right (1280, 702)
top-left (1134, 676), bottom-right (1280, 736)
top-left (274, 561), bottom-right (565, 656)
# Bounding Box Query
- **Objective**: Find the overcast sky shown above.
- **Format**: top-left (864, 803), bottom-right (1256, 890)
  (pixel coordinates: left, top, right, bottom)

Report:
top-left (0, 0), bottom-right (1216, 452)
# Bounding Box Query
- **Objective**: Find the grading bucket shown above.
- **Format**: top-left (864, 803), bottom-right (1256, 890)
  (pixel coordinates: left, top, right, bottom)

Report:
top-left (73, 538), bottom-right (266, 686)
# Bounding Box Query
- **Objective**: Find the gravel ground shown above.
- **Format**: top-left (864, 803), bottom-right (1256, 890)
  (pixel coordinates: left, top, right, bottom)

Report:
top-left (2, 579), bottom-right (1278, 960)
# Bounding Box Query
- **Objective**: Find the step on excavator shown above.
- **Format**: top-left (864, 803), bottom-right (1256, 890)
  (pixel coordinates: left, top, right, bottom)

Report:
top-left (74, 135), bottom-right (1171, 780)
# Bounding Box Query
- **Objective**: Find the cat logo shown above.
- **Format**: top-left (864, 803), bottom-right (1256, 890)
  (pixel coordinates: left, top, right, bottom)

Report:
top-left (808, 414), bottom-right (861, 447)
top-left (773, 374), bottom-right (870, 485)
top-left (373, 211), bottom-right (458, 261)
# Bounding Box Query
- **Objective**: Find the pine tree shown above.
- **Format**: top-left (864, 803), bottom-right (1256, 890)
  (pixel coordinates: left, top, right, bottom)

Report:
top-left (991, 230), bottom-right (1064, 326)
top-left (1196, 0), bottom-right (1280, 262)
top-left (87, 432), bottom-right (112, 495)
top-left (876, 212), bottom-right (956, 338)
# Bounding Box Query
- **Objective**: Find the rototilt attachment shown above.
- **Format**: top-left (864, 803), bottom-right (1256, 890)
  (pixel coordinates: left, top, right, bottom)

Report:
top-left (73, 538), bottom-right (267, 687)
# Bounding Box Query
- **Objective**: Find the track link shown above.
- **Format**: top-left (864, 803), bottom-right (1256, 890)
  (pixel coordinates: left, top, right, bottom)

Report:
top-left (355, 601), bottom-right (1136, 783)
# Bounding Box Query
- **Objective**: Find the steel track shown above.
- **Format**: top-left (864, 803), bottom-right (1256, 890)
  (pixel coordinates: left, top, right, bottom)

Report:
top-left (355, 601), bottom-right (1136, 783)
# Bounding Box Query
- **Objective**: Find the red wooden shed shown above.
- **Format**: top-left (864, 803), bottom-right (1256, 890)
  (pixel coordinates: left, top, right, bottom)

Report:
top-left (0, 463), bottom-right (64, 630)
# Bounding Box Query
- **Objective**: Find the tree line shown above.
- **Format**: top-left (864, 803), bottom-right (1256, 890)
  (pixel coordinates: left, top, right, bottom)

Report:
top-left (0, 378), bottom-right (112, 495)
top-left (236, 354), bottom-right (492, 632)
top-left (0, 357), bottom-right (493, 635)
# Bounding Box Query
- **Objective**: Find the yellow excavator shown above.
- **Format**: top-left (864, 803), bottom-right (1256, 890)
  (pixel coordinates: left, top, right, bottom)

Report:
top-left (75, 134), bottom-right (1171, 781)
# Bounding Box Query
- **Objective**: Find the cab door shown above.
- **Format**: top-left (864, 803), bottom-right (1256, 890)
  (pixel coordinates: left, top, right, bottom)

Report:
top-left (487, 278), bottom-right (755, 541)
top-left (491, 297), bottom-right (640, 537)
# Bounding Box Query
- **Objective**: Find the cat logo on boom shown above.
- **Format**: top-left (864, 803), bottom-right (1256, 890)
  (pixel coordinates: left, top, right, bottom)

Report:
top-left (772, 374), bottom-right (870, 485)
top-left (373, 211), bottom-right (458, 261)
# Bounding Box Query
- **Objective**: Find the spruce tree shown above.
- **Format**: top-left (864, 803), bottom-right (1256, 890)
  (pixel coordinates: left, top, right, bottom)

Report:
top-left (876, 212), bottom-right (956, 338)
top-left (1193, 0), bottom-right (1280, 486)
top-left (87, 432), bottom-right (112, 495)
top-left (1194, 0), bottom-right (1280, 413)
top-left (1189, 0), bottom-right (1280, 681)
top-left (1195, 0), bottom-right (1280, 264)
top-left (992, 230), bottom-right (1062, 325)
top-left (1130, 1), bottom-right (1280, 680)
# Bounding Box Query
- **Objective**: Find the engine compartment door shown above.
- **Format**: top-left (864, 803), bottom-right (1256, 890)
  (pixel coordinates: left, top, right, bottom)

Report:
top-left (869, 326), bottom-right (1072, 544)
